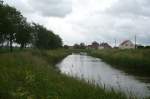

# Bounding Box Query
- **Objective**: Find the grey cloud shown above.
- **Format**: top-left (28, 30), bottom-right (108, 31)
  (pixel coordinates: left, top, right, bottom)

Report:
top-left (27, 0), bottom-right (72, 17)
top-left (4, 0), bottom-right (150, 45)
top-left (4, 0), bottom-right (34, 14)
top-left (66, 0), bottom-right (150, 45)
top-left (107, 0), bottom-right (150, 17)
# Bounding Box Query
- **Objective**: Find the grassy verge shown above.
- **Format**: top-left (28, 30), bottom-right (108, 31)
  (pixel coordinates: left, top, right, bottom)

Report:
top-left (88, 49), bottom-right (150, 77)
top-left (0, 49), bottom-right (127, 99)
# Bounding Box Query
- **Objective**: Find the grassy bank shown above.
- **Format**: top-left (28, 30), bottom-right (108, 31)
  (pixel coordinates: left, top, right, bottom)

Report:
top-left (0, 49), bottom-right (128, 99)
top-left (89, 49), bottom-right (150, 77)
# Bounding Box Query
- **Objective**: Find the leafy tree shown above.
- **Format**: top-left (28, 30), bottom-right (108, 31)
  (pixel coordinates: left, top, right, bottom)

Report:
top-left (0, 2), bottom-right (6, 47)
top-left (32, 24), bottom-right (49, 49)
top-left (0, 32), bottom-right (4, 47)
top-left (15, 19), bottom-right (32, 49)
top-left (80, 43), bottom-right (86, 49)
top-left (73, 43), bottom-right (86, 49)
top-left (0, 2), bottom-right (63, 50)
top-left (145, 46), bottom-right (150, 49)
top-left (73, 44), bottom-right (80, 49)
top-left (64, 45), bottom-right (69, 49)
top-left (7, 6), bottom-right (23, 51)
top-left (32, 23), bottom-right (62, 49)
top-left (0, 4), bottom-right (24, 51)
top-left (48, 33), bottom-right (62, 49)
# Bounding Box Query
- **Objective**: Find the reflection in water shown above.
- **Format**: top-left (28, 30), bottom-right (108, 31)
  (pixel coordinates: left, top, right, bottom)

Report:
top-left (57, 54), bottom-right (150, 98)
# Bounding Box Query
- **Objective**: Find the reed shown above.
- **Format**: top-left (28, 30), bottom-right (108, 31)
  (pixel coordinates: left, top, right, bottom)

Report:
top-left (89, 49), bottom-right (150, 77)
top-left (0, 49), bottom-right (128, 99)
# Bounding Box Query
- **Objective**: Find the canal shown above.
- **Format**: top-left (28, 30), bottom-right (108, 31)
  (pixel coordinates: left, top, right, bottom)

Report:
top-left (57, 53), bottom-right (150, 98)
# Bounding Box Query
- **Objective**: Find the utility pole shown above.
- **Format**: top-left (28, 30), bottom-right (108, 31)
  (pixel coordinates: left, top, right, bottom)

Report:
top-left (135, 35), bottom-right (137, 49)
top-left (115, 39), bottom-right (117, 47)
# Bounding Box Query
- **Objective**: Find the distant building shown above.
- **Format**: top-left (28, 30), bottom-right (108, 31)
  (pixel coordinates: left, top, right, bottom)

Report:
top-left (99, 43), bottom-right (112, 49)
top-left (88, 41), bottom-right (99, 49)
top-left (119, 40), bottom-right (135, 49)
top-left (91, 41), bottom-right (99, 49)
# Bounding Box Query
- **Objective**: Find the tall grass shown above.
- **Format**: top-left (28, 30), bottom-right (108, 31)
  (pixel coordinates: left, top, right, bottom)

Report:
top-left (0, 49), bottom-right (127, 99)
top-left (89, 49), bottom-right (150, 77)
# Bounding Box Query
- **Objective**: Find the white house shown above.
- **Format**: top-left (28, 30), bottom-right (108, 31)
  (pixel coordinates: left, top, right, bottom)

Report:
top-left (119, 40), bottom-right (135, 49)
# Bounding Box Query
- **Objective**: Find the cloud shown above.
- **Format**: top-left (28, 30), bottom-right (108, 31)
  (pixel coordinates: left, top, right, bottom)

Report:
top-left (61, 0), bottom-right (150, 45)
top-left (3, 0), bottom-right (150, 45)
top-left (4, 0), bottom-right (72, 17)
top-left (105, 0), bottom-right (150, 45)
top-left (4, 0), bottom-right (34, 14)
top-left (27, 0), bottom-right (72, 17)
top-left (107, 0), bottom-right (150, 17)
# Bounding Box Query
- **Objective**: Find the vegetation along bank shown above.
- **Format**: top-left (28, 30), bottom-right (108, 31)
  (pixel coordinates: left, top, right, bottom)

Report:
top-left (88, 49), bottom-right (150, 77)
top-left (0, 49), bottom-right (129, 99)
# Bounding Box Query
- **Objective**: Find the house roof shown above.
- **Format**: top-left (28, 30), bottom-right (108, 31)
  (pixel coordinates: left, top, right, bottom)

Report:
top-left (92, 41), bottom-right (99, 45)
top-left (99, 43), bottom-right (112, 48)
top-left (120, 40), bottom-right (133, 46)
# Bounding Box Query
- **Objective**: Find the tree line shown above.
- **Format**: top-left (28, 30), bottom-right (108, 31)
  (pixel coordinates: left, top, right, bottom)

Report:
top-left (0, 1), bottom-right (62, 52)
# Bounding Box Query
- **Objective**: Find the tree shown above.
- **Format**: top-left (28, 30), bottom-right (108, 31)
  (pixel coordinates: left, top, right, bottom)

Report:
top-left (145, 46), bottom-right (150, 49)
top-left (0, 4), bottom-right (24, 52)
top-left (0, 2), bottom-right (6, 47)
top-left (0, 32), bottom-right (5, 47)
top-left (80, 43), bottom-right (86, 49)
top-left (64, 45), bottom-right (69, 49)
top-left (48, 33), bottom-right (62, 49)
top-left (15, 19), bottom-right (32, 49)
top-left (0, 2), bottom-right (63, 50)
top-left (32, 23), bottom-right (62, 49)
top-left (32, 24), bottom-right (49, 49)
top-left (7, 6), bottom-right (24, 52)
top-left (73, 44), bottom-right (80, 49)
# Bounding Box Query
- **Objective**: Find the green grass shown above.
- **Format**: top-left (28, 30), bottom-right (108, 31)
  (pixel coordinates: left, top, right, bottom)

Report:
top-left (0, 49), bottom-right (128, 99)
top-left (88, 49), bottom-right (150, 77)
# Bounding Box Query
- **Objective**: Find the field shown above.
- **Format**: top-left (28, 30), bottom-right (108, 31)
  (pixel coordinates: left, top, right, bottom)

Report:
top-left (88, 49), bottom-right (150, 77)
top-left (0, 49), bottom-right (128, 99)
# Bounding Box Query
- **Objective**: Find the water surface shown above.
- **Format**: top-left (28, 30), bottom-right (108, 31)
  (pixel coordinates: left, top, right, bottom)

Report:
top-left (57, 54), bottom-right (150, 98)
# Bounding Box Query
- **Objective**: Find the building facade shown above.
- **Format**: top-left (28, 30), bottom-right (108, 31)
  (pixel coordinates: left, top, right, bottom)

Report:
top-left (119, 40), bottom-right (135, 49)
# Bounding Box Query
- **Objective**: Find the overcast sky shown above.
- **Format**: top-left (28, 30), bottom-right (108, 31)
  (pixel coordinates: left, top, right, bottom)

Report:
top-left (4, 0), bottom-right (150, 46)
